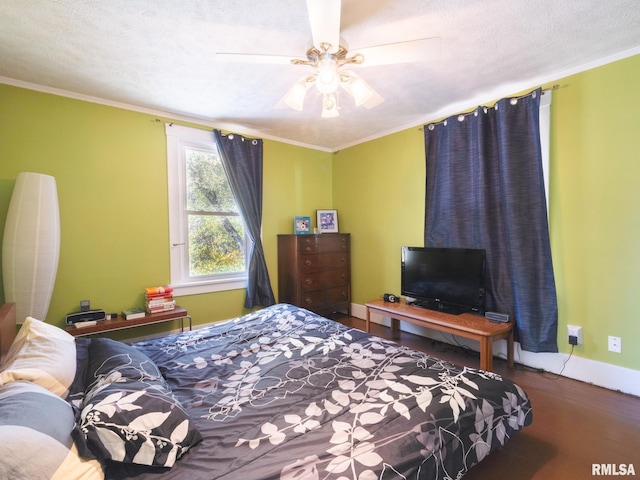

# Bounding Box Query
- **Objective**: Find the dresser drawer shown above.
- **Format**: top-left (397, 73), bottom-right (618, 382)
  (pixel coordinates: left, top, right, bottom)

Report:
top-left (300, 252), bottom-right (349, 272)
top-left (299, 269), bottom-right (349, 291)
top-left (324, 285), bottom-right (350, 305)
top-left (299, 235), bottom-right (349, 254)
top-left (299, 290), bottom-right (325, 310)
top-left (300, 286), bottom-right (350, 310)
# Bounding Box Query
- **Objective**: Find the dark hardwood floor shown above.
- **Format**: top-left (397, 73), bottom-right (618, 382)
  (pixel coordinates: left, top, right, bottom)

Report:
top-left (332, 314), bottom-right (640, 480)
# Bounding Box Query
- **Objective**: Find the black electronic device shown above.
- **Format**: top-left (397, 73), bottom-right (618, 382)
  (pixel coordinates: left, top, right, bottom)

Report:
top-left (383, 293), bottom-right (400, 303)
top-left (80, 300), bottom-right (90, 312)
top-left (401, 246), bottom-right (486, 315)
top-left (485, 311), bottom-right (510, 323)
top-left (66, 309), bottom-right (106, 325)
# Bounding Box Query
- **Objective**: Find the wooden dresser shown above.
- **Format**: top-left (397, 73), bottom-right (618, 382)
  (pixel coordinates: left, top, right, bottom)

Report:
top-left (277, 233), bottom-right (350, 316)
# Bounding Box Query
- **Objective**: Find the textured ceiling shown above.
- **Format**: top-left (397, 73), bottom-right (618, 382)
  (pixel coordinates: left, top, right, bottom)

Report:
top-left (1, 0), bottom-right (640, 151)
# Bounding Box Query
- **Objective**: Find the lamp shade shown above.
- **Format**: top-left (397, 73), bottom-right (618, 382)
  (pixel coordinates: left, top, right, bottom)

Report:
top-left (2, 172), bottom-right (60, 323)
top-left (284, 82), bottom-right (308, 111)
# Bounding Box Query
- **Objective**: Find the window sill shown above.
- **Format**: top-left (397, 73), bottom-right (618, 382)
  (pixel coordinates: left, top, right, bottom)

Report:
top-left (172, 278), bottom-right (247, 297)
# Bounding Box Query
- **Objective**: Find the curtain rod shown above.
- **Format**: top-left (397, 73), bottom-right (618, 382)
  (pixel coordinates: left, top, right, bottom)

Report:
top-left (155, 120), bottom-right (260, 144)
top-left (424, 85), bottom-right (559, 130)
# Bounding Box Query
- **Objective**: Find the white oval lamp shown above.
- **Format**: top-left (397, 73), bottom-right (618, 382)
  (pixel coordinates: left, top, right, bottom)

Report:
top-left (2, 172), bottom-right (60, 323)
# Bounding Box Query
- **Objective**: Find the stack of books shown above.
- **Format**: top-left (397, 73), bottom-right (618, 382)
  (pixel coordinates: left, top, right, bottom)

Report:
top-left (145, 285), bottom-right (176, 314)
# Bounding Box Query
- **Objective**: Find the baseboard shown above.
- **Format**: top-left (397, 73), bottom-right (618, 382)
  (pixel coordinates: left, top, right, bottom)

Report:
top-left (353, 302), bottom-right (640, 397)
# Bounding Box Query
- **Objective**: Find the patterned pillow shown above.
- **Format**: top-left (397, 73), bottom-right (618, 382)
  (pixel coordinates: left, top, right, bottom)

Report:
top-left (0, 316), bottom-right (76, 398)
top-left (67, 337), bottom-right (91, 409)
top-left (76, 338), bottom-right (201, 467)
top-left (0, 381), bottom-right (103, 480)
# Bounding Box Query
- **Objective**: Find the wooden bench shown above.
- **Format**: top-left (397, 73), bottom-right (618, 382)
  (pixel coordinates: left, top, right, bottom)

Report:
top-left (365, 298), bottom-right (514, 372)
top-left (66, 306), bottom-right (191, 337)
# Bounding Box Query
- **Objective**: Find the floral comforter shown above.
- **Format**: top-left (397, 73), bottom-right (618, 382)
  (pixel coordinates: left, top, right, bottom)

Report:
top-left (106, 304), bottom-right (532, 480)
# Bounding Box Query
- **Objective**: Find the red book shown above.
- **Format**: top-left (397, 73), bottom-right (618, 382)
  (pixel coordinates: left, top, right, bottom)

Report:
top-left (145, 285), bottom-right (173, 295)
top-left (145, 293), bottom-right (174, 301)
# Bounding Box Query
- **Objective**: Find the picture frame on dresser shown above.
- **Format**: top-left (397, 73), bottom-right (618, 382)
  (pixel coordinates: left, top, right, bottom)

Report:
top-left (317, 209), bottom-right (338, 233)
top-left (294, 216), bottom-right (311, 234)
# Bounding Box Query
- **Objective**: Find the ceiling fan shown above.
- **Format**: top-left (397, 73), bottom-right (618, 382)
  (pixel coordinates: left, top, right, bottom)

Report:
top-left (216, 0), bottom-right (441, 118)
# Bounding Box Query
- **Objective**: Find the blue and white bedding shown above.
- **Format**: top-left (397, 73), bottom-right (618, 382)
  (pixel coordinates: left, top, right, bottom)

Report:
top-left (93, 304), bottom-right (532, 480)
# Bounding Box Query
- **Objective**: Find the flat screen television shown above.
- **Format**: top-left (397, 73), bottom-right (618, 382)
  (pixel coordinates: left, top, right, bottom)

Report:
top-left (401, 246), bottom-right (486, 315)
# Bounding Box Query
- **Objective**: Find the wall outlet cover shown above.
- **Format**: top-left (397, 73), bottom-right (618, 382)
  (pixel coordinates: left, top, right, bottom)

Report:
top-left (608, 336), bottom-right (622, 353)
top-left (567, 325), bottom-right (583, 345)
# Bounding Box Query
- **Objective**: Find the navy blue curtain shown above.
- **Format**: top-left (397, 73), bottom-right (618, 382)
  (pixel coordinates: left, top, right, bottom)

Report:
top-left (424, 89), bottom-right (558, 352)
top-left (213, 130), bottom-right (276, 308)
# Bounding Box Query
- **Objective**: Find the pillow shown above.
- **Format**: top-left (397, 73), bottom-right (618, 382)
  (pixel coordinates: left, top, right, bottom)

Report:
top-left (67, 338), bottom-right (92, 410)
top-left (0, 380), bottom-right (103, 480)
top-left (0, 316), bottom-right (76, 397)
top-left (76, 338), bottom-right (201, 468)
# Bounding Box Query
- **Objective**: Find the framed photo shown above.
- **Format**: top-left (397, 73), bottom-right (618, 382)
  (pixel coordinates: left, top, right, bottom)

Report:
top-left (294, 216), bottom-right (311, 234)
top-left (317, 209), bottom-right (339, 233)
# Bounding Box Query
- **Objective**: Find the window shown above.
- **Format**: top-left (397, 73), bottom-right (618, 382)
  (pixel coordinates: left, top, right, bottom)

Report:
top-left (540, 89), bottom-right (552, 214)
top-left (166, 124), bottom-right (247, 296)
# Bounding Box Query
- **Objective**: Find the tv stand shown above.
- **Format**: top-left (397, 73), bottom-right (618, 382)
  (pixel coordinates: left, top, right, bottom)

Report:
top-left (365, 298), bottom-right (514, 372)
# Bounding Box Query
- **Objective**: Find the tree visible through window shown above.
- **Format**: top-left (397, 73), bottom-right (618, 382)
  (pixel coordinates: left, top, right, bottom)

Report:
top-left (186, 148), bottom-right (245, 276)
top-left (166, 124), bottom-right (248, 295)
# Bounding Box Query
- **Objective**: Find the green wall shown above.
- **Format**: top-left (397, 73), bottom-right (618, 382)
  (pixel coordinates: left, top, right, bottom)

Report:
top-left (548, 55), bottom-right (640, 368)
top-left (332, 127), bottom-right (426, 304)
top-left (2, 53), bottom-right (639, 371)
top-left (0, 84), bottom-right (333, 334)
top-left (333, 54), bottom-right (640, 370)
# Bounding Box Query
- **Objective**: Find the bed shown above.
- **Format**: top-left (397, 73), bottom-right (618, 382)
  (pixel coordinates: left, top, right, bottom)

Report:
top-left (0, 301), bottom-right (532, 479)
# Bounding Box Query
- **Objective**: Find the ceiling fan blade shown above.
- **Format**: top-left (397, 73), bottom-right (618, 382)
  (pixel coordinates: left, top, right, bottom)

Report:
top-left (306, 0), bottom-right (341, 53)
top-left (351, 37), bottom-right (442, 66)
top-left (215, 53), bottom-right (295, 65)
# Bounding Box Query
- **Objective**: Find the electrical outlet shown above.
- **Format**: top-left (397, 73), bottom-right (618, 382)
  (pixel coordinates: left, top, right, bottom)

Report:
top-left (567, 325), bottom-right (583, 345)
top-left (608, 336), bottom-right (622, 353)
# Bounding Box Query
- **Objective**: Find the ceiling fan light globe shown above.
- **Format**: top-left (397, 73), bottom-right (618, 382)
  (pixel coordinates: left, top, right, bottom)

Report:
top-left (316, 58), bottom-right (340, 94)
top-left (349, 77), bottom-right (374, 106)
top-left (284, 83), bottom-right (308, 111)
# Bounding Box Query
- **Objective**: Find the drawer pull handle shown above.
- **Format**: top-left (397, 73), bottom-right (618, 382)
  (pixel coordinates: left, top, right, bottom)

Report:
top-left (304, 260), bottom-right (312, 266)
top-left (305, 278), bottom-right (313, 284)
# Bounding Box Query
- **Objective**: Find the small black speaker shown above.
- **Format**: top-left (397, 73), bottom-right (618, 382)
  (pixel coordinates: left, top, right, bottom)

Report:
top-left (485, 311), bottom-right (510, 323)
top-left (66, 309), bottom-right (106, 325)
top-left (383, 293), bottom-right (400, 303)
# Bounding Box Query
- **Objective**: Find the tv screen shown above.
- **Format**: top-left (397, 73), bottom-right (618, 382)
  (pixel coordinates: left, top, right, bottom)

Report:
top-left (401, 246), bottom-right (486, 315)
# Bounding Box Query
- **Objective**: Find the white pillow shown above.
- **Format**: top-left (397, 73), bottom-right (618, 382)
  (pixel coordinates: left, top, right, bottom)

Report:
top-left (0, 316), bottom-right (76, 397)
top-left (0, 381), bottom-right (104, 480)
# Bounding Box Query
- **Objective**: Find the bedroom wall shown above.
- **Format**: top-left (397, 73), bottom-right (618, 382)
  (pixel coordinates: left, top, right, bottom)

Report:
top-left (333, 53), bottom-right (640, 374)
top-left (0, 84), bottom-right (333, 333)
top-left (1, 53), bottom-right (637, 380)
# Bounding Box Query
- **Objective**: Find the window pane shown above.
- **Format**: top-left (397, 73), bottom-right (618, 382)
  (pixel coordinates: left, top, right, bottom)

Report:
top-left (186, 148), bottom-right (238, 213)
top-left (188, 214), bottom-right (246, 276)
top-left (167, 125), bottom-right (249, 294)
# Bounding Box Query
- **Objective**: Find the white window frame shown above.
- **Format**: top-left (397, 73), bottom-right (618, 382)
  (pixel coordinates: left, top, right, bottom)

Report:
top-left (540, 89), bottom-right (552, 214)
top-left (166, 124), bottom-right (248, 296)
